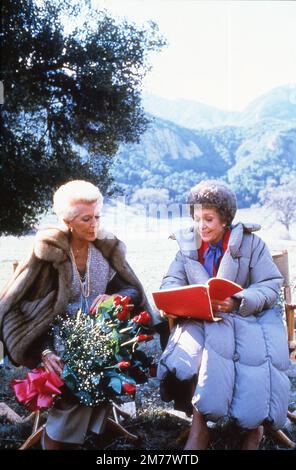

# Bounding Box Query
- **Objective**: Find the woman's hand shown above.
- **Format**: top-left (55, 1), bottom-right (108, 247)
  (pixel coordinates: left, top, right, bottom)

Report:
top-left (90, 294), bottom-right (115, 314)
top-left (159, 309), bottom-right (178, 320)
top-left (43, 353), bottom-right (64, 376)
top-left (211, 297), bottom-right (241, 314)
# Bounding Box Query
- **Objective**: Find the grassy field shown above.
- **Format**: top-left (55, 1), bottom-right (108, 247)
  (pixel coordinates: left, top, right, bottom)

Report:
top-left (0, 206), bottom-right (295, 450)
top-left (1, 206), bottom-right (296, 295)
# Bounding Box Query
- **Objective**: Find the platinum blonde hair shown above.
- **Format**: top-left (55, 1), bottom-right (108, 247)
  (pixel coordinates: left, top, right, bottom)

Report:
top-left (53, 180), bottom-right (104, 222)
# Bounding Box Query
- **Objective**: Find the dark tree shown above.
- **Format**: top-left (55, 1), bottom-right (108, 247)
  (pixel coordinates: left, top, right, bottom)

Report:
top-left (0, 0), bottom-right (166, 234)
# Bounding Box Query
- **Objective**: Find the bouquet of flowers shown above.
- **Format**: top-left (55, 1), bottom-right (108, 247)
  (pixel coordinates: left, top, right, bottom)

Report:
top-left (58, 295), bottom-right (155, 407)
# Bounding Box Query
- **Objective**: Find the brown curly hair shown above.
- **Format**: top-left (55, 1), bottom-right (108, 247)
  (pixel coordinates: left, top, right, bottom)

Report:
top-left (188, 180), bottom-right (237, 226)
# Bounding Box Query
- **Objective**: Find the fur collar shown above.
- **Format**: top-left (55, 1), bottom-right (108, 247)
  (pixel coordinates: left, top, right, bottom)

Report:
top-left (34, 226), bottom-right (127, 270)
top-left (0, 226), bottom-right (155, 367)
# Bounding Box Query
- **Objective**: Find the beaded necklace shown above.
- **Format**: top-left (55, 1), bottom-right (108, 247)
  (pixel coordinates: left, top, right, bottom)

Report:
top-left (70, 244), bottom-right (91, 299)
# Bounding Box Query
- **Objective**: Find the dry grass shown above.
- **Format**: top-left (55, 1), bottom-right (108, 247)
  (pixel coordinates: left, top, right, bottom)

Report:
top-left (0, 207), bottom-right (295, 450)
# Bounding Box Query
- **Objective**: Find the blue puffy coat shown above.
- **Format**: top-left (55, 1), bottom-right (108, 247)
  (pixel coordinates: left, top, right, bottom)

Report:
top-left (157, 222), bottom-right (290, 430)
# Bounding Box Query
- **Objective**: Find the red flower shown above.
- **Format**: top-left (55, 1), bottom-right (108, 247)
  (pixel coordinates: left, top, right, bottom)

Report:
top-left (122, 383), bottom-right (136, 395)
top-left (136, 334), bottom-right (154, 343)
top-left (11, 367), bottom-right (64, 412)
top-left (117, 361), bottom-right (131, 369)
top-left (115, 295), bottom-right (132, 321)
top-left (132, 311), bottom-right (151, 325)
top-left (117, 307), bottom-right (129, 321)
top-left (114, 295), bottom-right (131, 306)
top-left (114, 295), bottom-right (123, 305)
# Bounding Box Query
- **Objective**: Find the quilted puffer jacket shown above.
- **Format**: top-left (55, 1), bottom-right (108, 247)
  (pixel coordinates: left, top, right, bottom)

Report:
top-left (157, 222), bottom-right (290, 430)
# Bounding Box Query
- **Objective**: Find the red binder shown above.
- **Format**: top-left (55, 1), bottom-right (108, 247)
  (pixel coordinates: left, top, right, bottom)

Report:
top-left (152, 278), bottom-right (242, 321)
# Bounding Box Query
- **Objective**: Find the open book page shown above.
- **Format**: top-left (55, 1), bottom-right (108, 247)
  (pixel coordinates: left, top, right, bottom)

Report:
top-left (208, 278), bottom-right (243, 301)
top-left (152, 278), bottom-right (242, 321)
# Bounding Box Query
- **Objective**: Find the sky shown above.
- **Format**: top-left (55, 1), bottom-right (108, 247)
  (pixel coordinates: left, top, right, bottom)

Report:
top-left (92, 0), bottom-right (296, 112)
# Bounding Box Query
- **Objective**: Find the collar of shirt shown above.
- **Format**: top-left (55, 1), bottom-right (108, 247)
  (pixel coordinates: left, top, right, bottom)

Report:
top-left (198, 228), bottom-right (231, 276)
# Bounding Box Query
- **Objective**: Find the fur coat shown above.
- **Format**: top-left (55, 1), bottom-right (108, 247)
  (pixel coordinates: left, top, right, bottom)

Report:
top-left (0, 227), bottom-right (155, 368)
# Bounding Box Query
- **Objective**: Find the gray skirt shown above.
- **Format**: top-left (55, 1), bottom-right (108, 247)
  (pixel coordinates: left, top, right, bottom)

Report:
top-left (46, 400), bottom-right (109, 445)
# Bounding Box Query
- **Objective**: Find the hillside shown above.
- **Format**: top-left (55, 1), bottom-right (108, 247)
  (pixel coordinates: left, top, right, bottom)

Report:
top-left (142, 93), bottom-right (239, 129)
top-left (142, 84), bottom-right (296, 129)
top-left (111, 91), bottom-right (296, 206)
top-left (111, 116), bottom-right (243, 202)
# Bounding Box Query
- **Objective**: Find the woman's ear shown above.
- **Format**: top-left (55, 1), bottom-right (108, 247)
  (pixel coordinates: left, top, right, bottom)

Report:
top-left (221, 217), bottom-right (227, 228)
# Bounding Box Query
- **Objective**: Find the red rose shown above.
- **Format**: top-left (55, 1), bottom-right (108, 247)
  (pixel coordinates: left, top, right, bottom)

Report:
top-left (132, 311), bottom-right (151, 325)
top-left (117, 307), bottom-right (129, 321)
top-left (136, 334), bottom-right (154, 343)
top-left (115, 295), bottom-right (132, 321)
top-left (114, 295), bottom-right (131, 306)
top-left (122, 383), bottom-right (136, 395)
top-left (117, 361), bottom-right (131, 369)
top-left (114, 295), bottom-right (123, 305)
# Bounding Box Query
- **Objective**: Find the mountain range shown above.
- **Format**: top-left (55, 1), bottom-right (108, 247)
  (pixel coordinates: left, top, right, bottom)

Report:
top-left (110, 84), bottom-right (296, 207)
top-left (142, 84), bottom-right (296, 129)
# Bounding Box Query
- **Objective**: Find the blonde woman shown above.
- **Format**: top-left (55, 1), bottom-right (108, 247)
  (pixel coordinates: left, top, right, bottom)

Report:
top-left (0, 180), bottom-right (155, 449)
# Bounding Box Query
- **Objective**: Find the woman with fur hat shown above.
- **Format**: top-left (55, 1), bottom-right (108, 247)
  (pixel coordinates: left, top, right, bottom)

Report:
top-left (157, 180), bottom-right (290, 450)
top-left (0, 180), bottom-right (155, 449)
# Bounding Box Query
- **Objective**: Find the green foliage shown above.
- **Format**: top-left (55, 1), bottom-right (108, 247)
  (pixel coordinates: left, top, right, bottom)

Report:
top-left (228, 126), bottom-right (296, 207)
top-left (0, 0), bottom-right (166, 234)
top-left (111, 118), bottom-right (242, 204)
top-left (111, 114), bottom-right (296, 207)
top-left (58, 299), bottom-right (154, 407)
